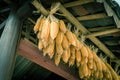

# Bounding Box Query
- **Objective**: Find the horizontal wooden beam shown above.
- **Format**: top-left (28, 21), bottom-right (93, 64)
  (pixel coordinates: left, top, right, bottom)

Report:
top-left (88, 26), bottom-right (114, 32)
top-left (77, 13), bottom-right (107, 21)
top-left (87, 28), bottom-right (120, 37)
top-left (31, 0), bottom-right (116, 59)
top-left (17, 39), bottom-right (79, 80)
top-left (63, 0), bottom-right (94, 8)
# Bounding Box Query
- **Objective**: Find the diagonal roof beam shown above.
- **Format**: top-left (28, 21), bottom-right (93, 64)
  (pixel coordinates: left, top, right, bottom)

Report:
top-left (31, 0), bottom-right (116, 59)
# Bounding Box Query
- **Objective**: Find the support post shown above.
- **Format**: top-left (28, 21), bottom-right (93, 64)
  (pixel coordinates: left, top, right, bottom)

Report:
top-left (0, 3), bottom-right (32, 80)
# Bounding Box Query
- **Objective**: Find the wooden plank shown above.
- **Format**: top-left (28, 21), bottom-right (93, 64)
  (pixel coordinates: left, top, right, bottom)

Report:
top-left (17, 39), bottom-right (79, 80)
top-left (88, 26), bottom-right (114, 32)
top-left (63, 0), bottom-right (94, 8)
top-left (87, 28), bottom-right (120, 37)
top-left (31, 0), bottom-right (116, 59)
top-left (77, 13), bottom-right (107, 21)
top-left (72, 6), bottom-right (89, 16)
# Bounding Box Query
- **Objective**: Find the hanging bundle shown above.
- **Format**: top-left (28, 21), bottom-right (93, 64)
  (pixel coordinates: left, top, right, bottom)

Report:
top-left (33, 2), bottom-right (119, 80)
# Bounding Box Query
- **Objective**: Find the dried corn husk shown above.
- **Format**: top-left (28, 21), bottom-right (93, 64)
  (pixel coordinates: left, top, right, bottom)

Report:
top-left (75, 50), bottom-right (81, 65)
top-left (37, 32), bottom-right (41, 39)
top-left (94, 71), bottom-right (100, 79)
top-left (86, 46), bottom-right (94, 69)
top-left (54, 54), bottom-right (61, 66)
top-left (43, 42), bottom-right (53, 56)
top-left (40, 17), bottom-right (50, 41)
top-left (76, 61), bottom-right (81, 67)
top-left (59, 20), bottom-right (67, 33)
top-left (99, 71), bottom-right (103, 79)
top-left (38, 40), bottom-right (43, 50)
top-left (50, 15), bottom-right (59, 40)
top-left (33, 15), bottom-right (43, 33)
top-left (62, 35), bottom-right (69, 49)
top-left (42, 40), bottom-right (49, 48)
top-left (79, 63), bottom-right (89, 78)
top-left (105, 62), bottom-right (119, 80)
top-left (93, 52), bottom-right (102, 72)
top-left (69, 46), bottom-right (75, 66)
top-left (55, 31), bottom-right (64, 44)
top-left (66, 30), bottom-right (76, 46)
top-left (62, 49), bottom-right (70, 63)
top-left (39, 17), bottom-right (45, 32)
top-left (93, 61), bottom-right (97, 71)
top-left (56, 44), bottom-right (63, 55)
top-left (88, 68), bottom-right (92, 77)
top-left (80, 45), bottom-right (88, 63)
top-left (46, 42), bottom-right (55, 59)
top-left (101, 61), bottom-right (107, 72)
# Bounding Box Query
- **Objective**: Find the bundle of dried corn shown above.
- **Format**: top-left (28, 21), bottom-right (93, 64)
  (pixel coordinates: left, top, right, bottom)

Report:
top-left (33, 3), bottom-right (119, 80)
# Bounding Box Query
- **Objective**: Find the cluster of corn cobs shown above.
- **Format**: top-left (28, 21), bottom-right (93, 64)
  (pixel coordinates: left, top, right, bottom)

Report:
top-left (33, 15), bottom-right (119, 80)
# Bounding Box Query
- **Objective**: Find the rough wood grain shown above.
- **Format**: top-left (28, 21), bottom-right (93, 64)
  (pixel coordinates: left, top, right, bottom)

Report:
top-left (63, 0), bottom-right (94, 8)
top-left (17, 39), bottom-right (79, 80)
top-left (87, 28), bottom-right (120, 37)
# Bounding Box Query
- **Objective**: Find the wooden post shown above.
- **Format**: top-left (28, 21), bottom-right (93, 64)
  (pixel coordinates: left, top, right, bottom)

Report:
top-left (0, 3), bottom-right (32, 80)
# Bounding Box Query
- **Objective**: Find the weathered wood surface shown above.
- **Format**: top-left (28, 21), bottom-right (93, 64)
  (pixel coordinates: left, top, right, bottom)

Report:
top-left (0, 3), bottom-right (32, 80)
top-left (31, 0), bottom-right (116, 59)
top-left (63, 0), bottom-right (94, 8)
top-left (17, 39), bottom-right (80, 80)
top-left (87, 28), bottom-right (120, 37)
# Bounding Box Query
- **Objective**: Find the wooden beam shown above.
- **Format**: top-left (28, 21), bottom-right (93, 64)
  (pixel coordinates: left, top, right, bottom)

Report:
top-left (0, 3), bottom-right (32, 80)
top-left (87, 28), bottom-right (120, 37)
top-left (88, 26), bottom-right (114, 32)
top-left (63, 0), bottom-right (94, 8)
top-left (31, 0), bottom-right (116, 59)
top-left (77, 13), bottom-right (107, 21)
top-left (17, 39), bottom-right (79, 80)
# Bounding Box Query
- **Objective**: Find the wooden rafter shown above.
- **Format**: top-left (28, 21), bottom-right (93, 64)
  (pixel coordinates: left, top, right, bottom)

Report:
top-left (87, 28), bottom-right (120, 37)
top-left (17, 39), bottom-right (79, 80)
top-left (63, 0), bottom-right (94, 8)
top-left (77, 13), bottom-right (107, 21)
top-left (31, 0), bottom-right (116, 59)
top-left (88, 26), bottom-right (115, 32)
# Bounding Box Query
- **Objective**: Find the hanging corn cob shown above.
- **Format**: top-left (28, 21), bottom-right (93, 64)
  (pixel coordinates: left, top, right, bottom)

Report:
top-left (55, 31), bottom-right (64, 45)
top-left (62, 35), bottom-right (69, 49)
top-left (33, 15), bottom-right (43, 33)
top-left (50, 15), bottom-right (59, 40)
top-left (86, 46), bottom-right (93, 68)
top-left (59, 20), bottom-right (67, 33)
top-left (75, 50), bottom-right (81, 67)
top-left (62, 48), bottom-right (70, 63)
top-left (38, 39), bottom-right (43, 50)
top-left (80, 45), bottom-right (89, 63)
top-left (69, 45), bottom-right (75, 66)
top-left (40, 16), bottom-right (50, 41)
